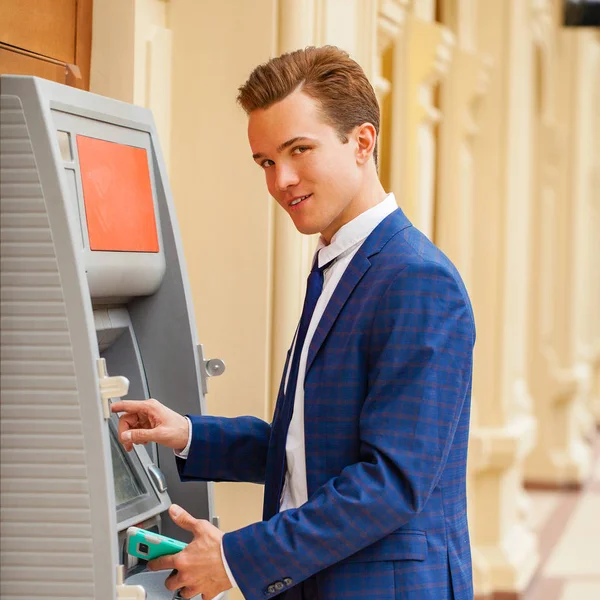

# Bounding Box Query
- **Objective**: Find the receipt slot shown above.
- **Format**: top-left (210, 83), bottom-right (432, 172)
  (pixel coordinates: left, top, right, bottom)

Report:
top-left (0, 76), bottom-right (224, 599)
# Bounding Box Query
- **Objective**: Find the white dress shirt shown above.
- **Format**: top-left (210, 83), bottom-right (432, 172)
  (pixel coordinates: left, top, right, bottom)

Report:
top-left (279, 193), bottom-right (397, 511)
top-left (177, 193), bottom-right (398, 588)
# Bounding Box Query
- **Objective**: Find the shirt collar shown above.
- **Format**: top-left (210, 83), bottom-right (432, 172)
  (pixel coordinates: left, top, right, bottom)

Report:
top-left (316, 193), bottom-right (398, 268)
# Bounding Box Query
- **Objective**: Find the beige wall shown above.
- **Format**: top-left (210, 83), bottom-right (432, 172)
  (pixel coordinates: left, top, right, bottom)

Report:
top-left (90, 1), bottom-right (600, 598)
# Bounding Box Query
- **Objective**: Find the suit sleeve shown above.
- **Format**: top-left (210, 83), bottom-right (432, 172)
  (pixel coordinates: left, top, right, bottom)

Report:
top-left (176, 415), bottom-right (271, 484)
top-left (222, 260), bottom-right (475, 599)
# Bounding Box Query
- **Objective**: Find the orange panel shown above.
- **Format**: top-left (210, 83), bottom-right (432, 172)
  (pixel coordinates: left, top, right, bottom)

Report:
top-left (76, 135), bottom-right (160, 253)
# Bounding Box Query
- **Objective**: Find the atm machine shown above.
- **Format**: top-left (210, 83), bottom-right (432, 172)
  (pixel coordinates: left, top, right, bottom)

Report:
top-left (0, 75), bottom-right (226, 599)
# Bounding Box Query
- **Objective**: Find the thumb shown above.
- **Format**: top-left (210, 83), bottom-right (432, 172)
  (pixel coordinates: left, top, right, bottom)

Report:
top-left (169, 504), bottom-right (196, 532)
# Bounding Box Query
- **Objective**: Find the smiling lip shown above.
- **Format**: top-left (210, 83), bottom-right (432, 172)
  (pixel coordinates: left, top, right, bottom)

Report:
top-left (288, 194), bottom-right (312, 209)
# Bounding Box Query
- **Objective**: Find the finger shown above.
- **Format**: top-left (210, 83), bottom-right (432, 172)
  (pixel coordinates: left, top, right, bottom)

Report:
top-left (117, 414), bottom-right (139, 452)
top-left (178, 586), bottom-right (202, 599)
top-left (117, 414), bottom-right (139, 436)
top-left (164, 570), bottom-right (183, 592)
top-left (111, 400), bottom-right (151, 415)
top-left (148, 554), bottom-right (177, 572)
top-left (169, 504), bottom-right (199, 534)
top-left (117, 419), bottom-right (132, 452)
top-left (121, 426), bottom-right (159, 446)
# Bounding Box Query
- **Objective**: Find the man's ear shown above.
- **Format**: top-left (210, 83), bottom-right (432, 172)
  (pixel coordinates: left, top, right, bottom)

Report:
top-left (354, 123), bottom-right (377, 165)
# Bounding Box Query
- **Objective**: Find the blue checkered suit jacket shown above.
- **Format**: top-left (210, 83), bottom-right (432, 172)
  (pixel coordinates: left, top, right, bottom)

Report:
top-left (177, 208), bottom-right (475, 599)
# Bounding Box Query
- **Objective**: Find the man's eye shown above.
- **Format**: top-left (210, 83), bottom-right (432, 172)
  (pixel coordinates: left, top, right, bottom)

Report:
top-left (261, 159), bottom-right (274, 169)
top-left (292, 146), bottom-right (310, 155)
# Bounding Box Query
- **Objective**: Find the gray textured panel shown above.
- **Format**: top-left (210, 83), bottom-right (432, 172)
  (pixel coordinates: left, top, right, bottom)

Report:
top-left (0, 95), bottom-right (97, 598)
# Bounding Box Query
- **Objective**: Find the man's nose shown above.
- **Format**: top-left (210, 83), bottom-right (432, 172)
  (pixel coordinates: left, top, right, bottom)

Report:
top-left (275, 163), bottom-right (300, 191)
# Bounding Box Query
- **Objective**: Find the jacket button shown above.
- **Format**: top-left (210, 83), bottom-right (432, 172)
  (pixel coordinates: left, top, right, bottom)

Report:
top-left (283, 578), bottom-right (293, 586)
top-left (274, 581), bottom-right (284, 591)
top-left (266, 584), bottom-right (276, 594)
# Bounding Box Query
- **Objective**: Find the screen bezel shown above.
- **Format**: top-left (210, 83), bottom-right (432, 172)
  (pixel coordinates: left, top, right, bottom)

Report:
top-left (109, 418), bottom-right (163, 527)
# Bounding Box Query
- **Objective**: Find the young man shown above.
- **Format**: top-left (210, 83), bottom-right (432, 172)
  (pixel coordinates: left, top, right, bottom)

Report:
top-left (112, 46), bottom-right (476, 600)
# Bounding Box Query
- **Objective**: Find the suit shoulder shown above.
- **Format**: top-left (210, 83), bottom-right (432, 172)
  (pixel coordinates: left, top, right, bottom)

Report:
top-left (374, 226), bottom-right (474, 319)
top-left (376, 225), bottom-right (459, 278)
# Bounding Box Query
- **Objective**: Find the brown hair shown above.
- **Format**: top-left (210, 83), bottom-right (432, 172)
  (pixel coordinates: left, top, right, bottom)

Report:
top-left (237, 46), bottom-right (380, 165)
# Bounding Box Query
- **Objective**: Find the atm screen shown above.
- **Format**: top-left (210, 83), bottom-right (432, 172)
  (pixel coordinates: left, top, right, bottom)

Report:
top-left (108, 419), bottom-right (168, 530)
top-left (109, 426), bottom-right (145, 507)
top-left (76, 135), bottom-right (160, 253)
top-left (110, 428), bottom-right (146, 508)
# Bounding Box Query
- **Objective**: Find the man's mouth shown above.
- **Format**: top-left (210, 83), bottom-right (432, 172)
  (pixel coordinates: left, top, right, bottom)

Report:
top-left (289, 194), bottom-right (312, 208)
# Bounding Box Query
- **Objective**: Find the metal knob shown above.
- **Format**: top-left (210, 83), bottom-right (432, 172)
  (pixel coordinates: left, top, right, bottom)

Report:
top-left (197, 344), bottom-right (226, 395)
top-left (205, 358), bottom-right (225, 377)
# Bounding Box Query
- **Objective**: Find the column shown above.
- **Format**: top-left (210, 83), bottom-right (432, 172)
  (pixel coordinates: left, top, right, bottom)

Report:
top-left (390, 10), bottom-right (454, 236)
top-left (591, 35), bottom-right (600, 426)
top-left (570, 29), bottom-right (600, 440)
top-left (525, 12), bottom-right (594, 487)
top-left (374, 0), bottom-right (409, 194)
top-left (435, 0), bottom-right (492, 593)
top-left (469, 0), bottom-right (540, 595)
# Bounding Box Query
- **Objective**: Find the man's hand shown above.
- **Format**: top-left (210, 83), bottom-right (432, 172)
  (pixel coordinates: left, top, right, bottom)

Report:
top-left (149, 504), bottom-right (232, 600)
top-left (110, 399), bottom-right (189, 453)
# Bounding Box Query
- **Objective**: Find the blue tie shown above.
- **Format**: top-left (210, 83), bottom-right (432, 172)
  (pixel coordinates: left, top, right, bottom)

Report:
top-left (264, 251), bottom-right (332, 517)
top-left (284, 252), bottom-right (330, 417)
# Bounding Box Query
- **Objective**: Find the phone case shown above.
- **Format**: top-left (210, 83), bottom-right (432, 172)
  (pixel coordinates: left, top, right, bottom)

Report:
top-left (126, 526), bottom-right (187, 561)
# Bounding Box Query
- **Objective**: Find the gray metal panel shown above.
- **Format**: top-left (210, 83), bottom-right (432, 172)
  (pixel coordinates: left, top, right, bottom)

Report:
top-left (97, 308), bottom-right (169, 507)
top-left (51, 111), bottom-right (166, 300)
top-left (1, 86), bottom-right (116, 598)
top-left (126, 570), bottom-right (226, 600)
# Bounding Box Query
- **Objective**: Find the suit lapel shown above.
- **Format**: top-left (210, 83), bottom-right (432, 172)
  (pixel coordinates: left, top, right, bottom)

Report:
top-left (306, 253), bottom-right (371, 374)
top-left (305, 208), bottom-right (412, 375)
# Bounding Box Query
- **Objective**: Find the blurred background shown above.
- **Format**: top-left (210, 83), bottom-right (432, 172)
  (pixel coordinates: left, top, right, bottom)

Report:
top-left (1, 0), bottom-right (599, 598)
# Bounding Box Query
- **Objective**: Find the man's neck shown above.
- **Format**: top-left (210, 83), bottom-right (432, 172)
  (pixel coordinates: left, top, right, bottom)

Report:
top-left (320, 175), bottom-right (388, 244)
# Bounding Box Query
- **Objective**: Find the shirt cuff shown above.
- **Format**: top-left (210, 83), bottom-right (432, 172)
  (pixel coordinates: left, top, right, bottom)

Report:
top-left (221, 539), bottom-right (238, 589)
top-left (173, 416), bottom-right (192, 459)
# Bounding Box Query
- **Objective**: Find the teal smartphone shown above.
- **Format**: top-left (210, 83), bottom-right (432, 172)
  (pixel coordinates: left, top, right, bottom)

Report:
top-left (126, 526), bottom-right (187, 561)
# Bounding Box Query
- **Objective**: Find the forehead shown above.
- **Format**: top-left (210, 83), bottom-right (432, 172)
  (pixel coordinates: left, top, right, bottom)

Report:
top-left (247, 90), bottom-right (333, 149)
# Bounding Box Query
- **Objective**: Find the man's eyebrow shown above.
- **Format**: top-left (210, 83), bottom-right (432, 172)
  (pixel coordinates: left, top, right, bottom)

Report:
top-left (252, 136), bottom-right (316, 160)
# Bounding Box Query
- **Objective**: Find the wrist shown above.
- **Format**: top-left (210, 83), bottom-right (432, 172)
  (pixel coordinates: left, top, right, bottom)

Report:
top-left (175, 415), bottom-right (190, 452)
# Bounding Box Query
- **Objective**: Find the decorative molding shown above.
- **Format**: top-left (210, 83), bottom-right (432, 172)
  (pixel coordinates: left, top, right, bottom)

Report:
top-left (377, 0), bottom-right (410, 54)
top-left (374, 74), bottom-right (392, 100)
top-left (470, 416), bottom-right (537, 474)
top-left (530, 0), bottom-right (553, 44)
top-left (463, 53), bottom-right (492, 140)
top-left (542, 347), bottom-right (591, 401)
top-left (399, 16), bottom-right (455, 227)
top-left (434, 48), bottom-right (490, 286)
top-left (469, 414), bottom-right (539, 594)
top-left (407, 18), bottom-right (454, 122)
top-left (372, 0), bottom-right (410, 103)
top-left (530, 0), bottom-right (557, 126)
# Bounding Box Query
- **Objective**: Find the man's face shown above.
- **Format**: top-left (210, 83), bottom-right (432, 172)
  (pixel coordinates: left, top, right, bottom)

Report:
top-left (248, 90), bottom-right (363, 242)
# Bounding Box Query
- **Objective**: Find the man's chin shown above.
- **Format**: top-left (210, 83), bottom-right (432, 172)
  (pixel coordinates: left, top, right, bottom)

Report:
top-left (291, 219), bottom-right (323, 237)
